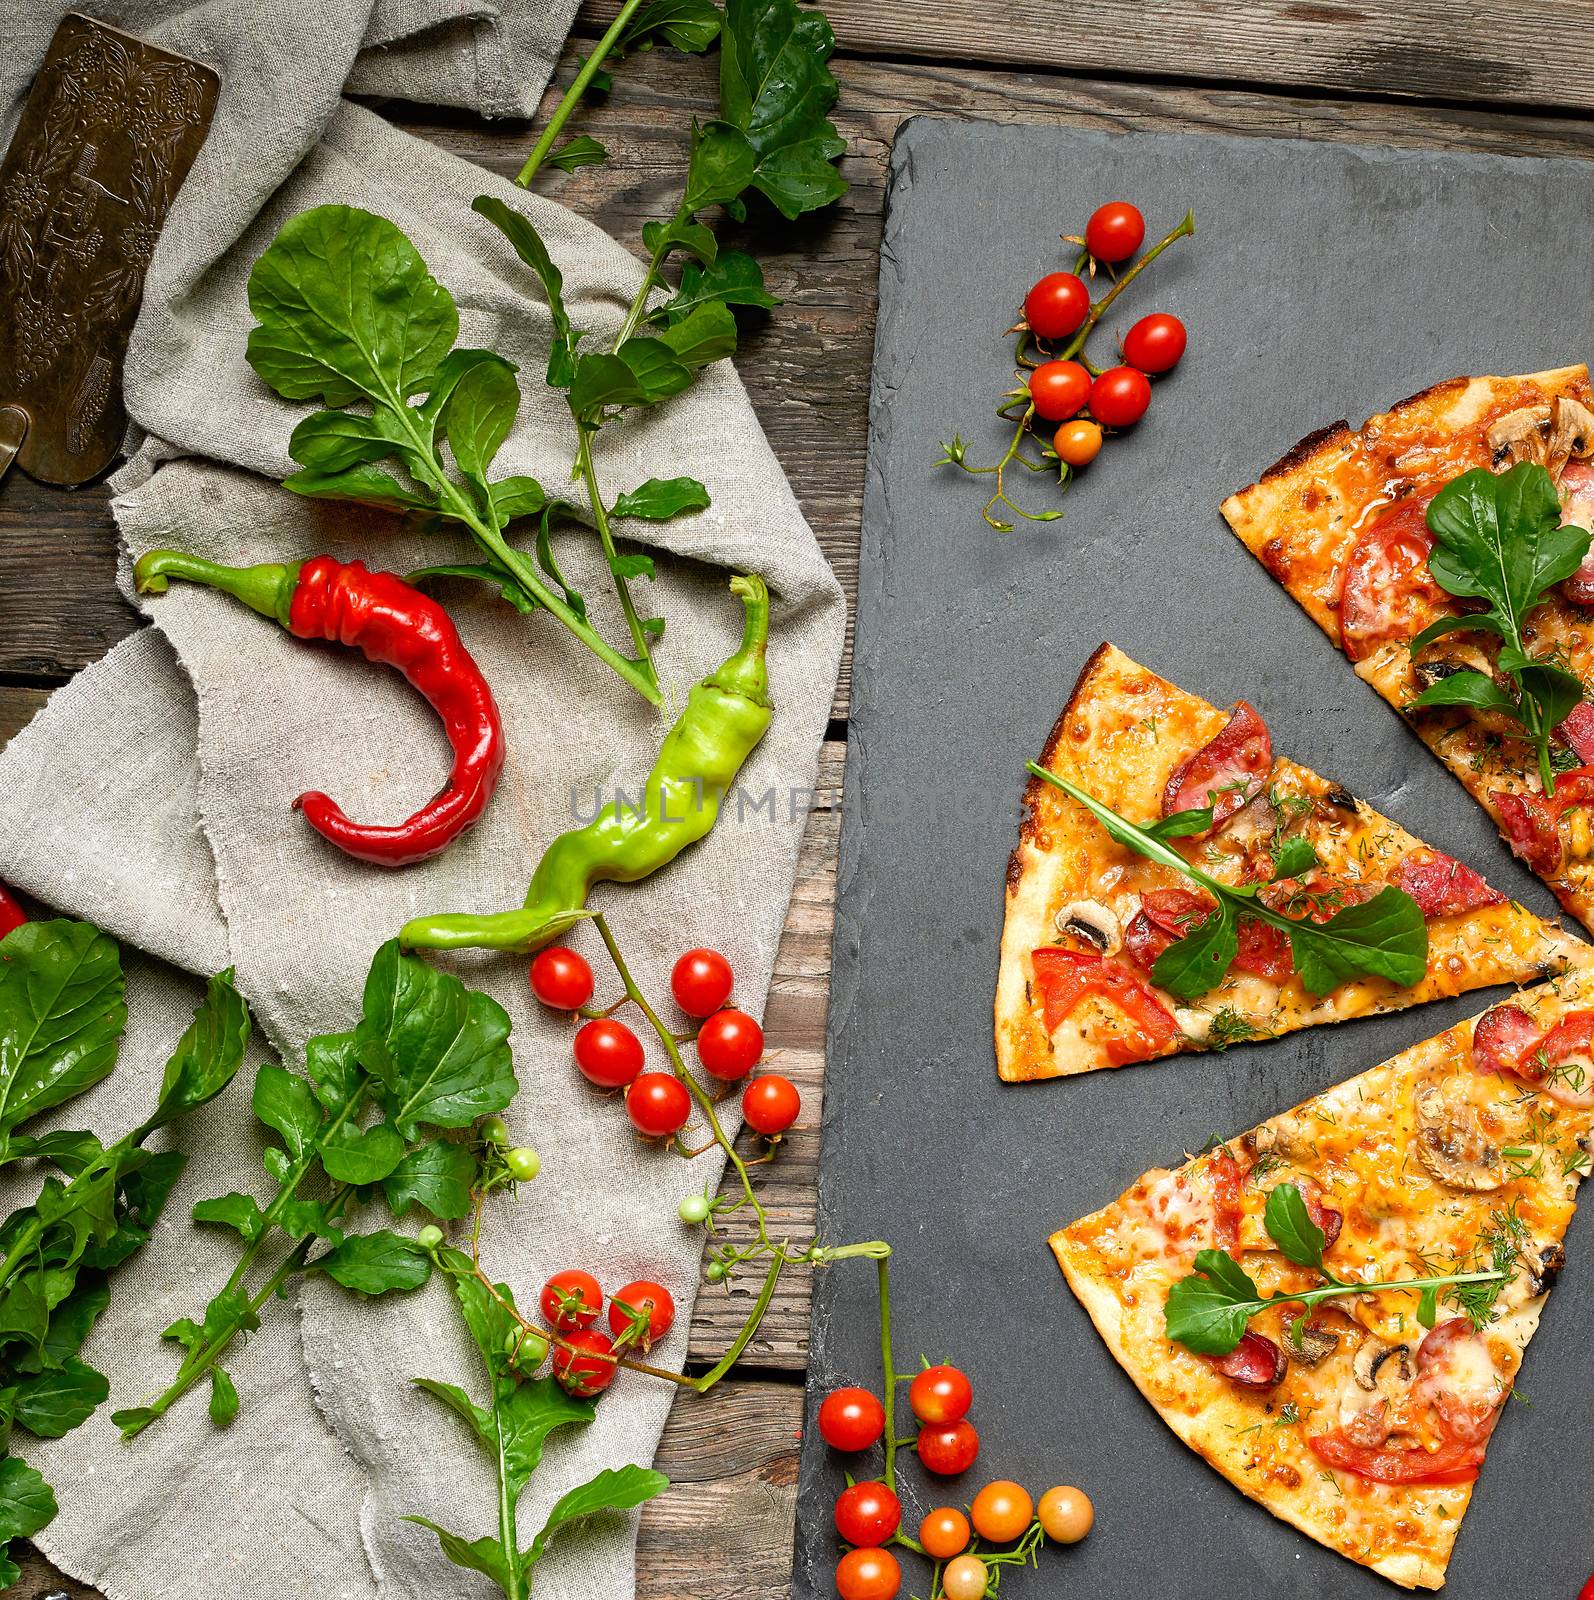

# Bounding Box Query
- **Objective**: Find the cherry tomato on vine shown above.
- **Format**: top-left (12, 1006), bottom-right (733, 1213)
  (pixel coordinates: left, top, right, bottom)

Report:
top-left (1053, 418), bottom-right (1102, 469)
top-left (695, 1008), bottom-right (764, 1080)
top-left (504, 1146), bottom-right (541, 1182)
top-left (1122, 311), bottom-right (1187, 374)
top-left (608, 1280), bottom-right (675, 1347)
top-left (626, 1072), bottom-right (693, 1137)
top-left (916, 1418), bottom-right (980, 1476)
top-left (678, 1193), bottom-right (712, 1225)
top-left (1084, 200), bottom-right (1144, 263)
top-left (742, 1073), bottom-right (801, 1135)
top-left (919, 1506), bottom-right (971, 1560)
top-left (836, 1547), bottom-right (901, 1600)
top-left (817, 1386), bottom-right (885, 1452)
top-left (552, 1328), bottom-right (618, 1396)
top-left (940, 1554), bottom-right (989, 1600)
top-left (573, 1017), bottom-right (645, 1089)
top-left (909, 1364), bottom-right (973, 1425)
top-left (1022, 272), bottom-right (1090, 341)
top-left (1088, 365), bottom-right (1152, 428)
top-left (1037, 1484), bottom-right (1094, 1543)
top-left (971, 1480), bottom-right (1033, 1543)
top-left (1027, 359), bottom-right (1091, 423)
top-left (529, 946), bottom-right (593, 1010)
top-left (670, 947), bottom-right (734, 1017)
top-left (1579, 1577), bottom-right (1594, 1600)
top-left (540, 1268), bottom-right (602, 1332)
top-left (833, 1481), bottom-right (901, 1547)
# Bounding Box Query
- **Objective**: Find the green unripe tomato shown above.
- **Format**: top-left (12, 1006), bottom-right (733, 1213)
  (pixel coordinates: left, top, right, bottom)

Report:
top-left (479, 1115), bottom-right (510, 1145)
top-left (505, 1326), bottom-right (549, 1367)
top-left (704, 1261), bottom-right (727, 1283)
top-left (505, 1146), bottom-right (541, 1182)
top-left (416, 1224), bottom-right (444, 1251)
top-left (678, 1194), bottom-right (712, 1225)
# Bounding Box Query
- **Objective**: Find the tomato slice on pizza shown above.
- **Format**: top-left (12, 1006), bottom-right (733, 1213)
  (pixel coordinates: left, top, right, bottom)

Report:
top-left (995, 643), bottom-right (1585, 1082)
top-left (1223, 364), bottom-right (1594, 933)
top-left (1052, 976), bottom-right (1594, 1588)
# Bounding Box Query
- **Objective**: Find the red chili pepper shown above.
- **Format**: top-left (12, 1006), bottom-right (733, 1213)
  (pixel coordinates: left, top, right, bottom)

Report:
top-left (0, 882), bottom-right (27, 938)
top-left (132, 550), bottom-right (505, 867)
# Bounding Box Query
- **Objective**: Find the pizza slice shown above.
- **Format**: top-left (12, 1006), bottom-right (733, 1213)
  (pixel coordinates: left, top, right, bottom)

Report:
top-left (1051, 973), bottom-right (1594, 1588)
top-left (995, 643), bottom-right (1585, 1081)
top-left (1222, 364), bottom-right (1594, 933)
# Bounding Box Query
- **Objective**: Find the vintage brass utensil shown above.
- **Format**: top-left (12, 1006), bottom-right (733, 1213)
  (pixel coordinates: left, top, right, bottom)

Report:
top-left (0, 13), bottom-right (218, 488)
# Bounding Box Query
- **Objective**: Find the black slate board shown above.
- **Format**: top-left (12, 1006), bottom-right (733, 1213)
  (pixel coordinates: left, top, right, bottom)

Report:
top-left (794, 117), bottom-right (1594, 1600)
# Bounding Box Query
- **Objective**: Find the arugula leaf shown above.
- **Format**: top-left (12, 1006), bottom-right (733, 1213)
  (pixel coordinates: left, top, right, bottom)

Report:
top-left (1263, 1183), bottom-right (1325, 1269)
top-left (142, 968), bottom-right (252, 1134)
top-left (1270, 833), bottom-right (1320, 879)
top-left (1409, 463), bottom-right (1592, 792)
top-left (407, 564), bottom-right (539, 618)
top-left (621, 0), bottom-right (722, 53)
top-left (1027, 764), bottom-right (1428, 1002)
top-left (383, 1141), bottom-right (479, 1220)
top-left (653, 250), bottom-right (778, 326)
top-left (1163, 1249), bottom-right (1261, 1354)
top-left (318, 1230), bottom-right (432, 1296)
top-left (546, 135), bottom-right (608, 174)
top-left (611, 477), bottom-right (711, 522)
top-left (0, 920), bottom-right (125, 1154)
top-left (521, 1465), bottom-right (670, 1575)
top-left (471, 197), bottom-right (578, 390)
top-left (10, 1358), bottom-right (109, 1437)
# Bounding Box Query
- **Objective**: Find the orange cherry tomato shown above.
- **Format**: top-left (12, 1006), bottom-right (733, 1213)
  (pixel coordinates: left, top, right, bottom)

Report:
top-left (919, 1506), bottom-right (971, 1560)
top-left (836, 1546), bottom-right (901, 1600)
top-left (970, 1480), bottom-right (1033, 1543)
top-left (1053, 418), bottom-right (1102, 468)
top-left (941, 1554), bottom-right (989, 1600)
top-left (1037, 1484), bottom-right (1094, 1543)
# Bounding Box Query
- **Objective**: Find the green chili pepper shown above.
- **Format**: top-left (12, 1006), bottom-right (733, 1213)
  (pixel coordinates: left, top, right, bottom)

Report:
top-left (398, 574), bottom-right (773, 953)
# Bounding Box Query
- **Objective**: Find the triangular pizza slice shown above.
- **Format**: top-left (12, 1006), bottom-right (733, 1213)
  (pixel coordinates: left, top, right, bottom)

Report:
top-left (995, 643), bottom-right (1585, 1081)
top-left (1051, 973), bottom-right (1594, 1588)
top-left (1222, 364), bottom-right (1594, 934)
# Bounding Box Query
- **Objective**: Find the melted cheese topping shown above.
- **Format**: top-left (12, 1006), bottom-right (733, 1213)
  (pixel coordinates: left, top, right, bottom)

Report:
top-left (1053, 968), bottom-right (1594, 1587)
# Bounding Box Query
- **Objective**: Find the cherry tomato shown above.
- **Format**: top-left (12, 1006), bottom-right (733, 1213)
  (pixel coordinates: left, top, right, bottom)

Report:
top-left (529, 946), bottom-right (594, 1010)
top-left (1579, 1577), bottom-right (1594, 1600)
top-left (941, 1555), bottom-right (988, 1600)
top-left (971, 1480), bottom-right (1033, 1543)
top-left (833, 1481), bottom-right (901, 1547)
top-left (1022, 272), bottom-right (1090, 341)
top-left (836, 1547), bottom-right (901, 1600)
top-left (909, 1364), bottom-right (973, 1425)
top-left (1027, 359), bottom-right (1091, 423)
top-left (695, 1008), bottom-right (764, 1080)
top-left (573, 1017), bottom-right (645, 1089)
top-left (552, 1327), bottom-right (617, 1396)
top-left (1037, 1484), bottom-right (1094, 1543)
top-left (608, 1279), bottom-right (675, 1348)
top-left (1053, 418), bottom-right (1102, 468)
top-left (504, 1146), bottom-right (541, 1182)
top-left (1087, 365), bottom-right (1151, 428)
top-left (919, 1506), bottom-right (971, 1560)
top-left (625, 1072), bottom-right (693, 1138)
top-left (1084, 200), bottom-right (1144, 263)
top-left (678, 1193), bottom-right (712, 1224)
top-left (817, 1386), bottom-right (885, 1451)
top-left (539, 1268), bottom-right (602, 1332)
top-left (670, 947), bottom-right (734, 1017)
top-left (1122, 311), bottom-right (1186, 374)
top-left (916, 1418), bottom-right (980, 1476)
top-left (742, 1073), bottom-right (801, 1135)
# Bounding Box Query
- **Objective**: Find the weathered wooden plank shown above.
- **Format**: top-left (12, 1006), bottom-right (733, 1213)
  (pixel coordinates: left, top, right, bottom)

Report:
top-left (583, 0), bottom-right (1594, 113)
top-left (0, 686), bottom-right (47, 744)
top-left (636, 1378), bottom-right (804, 1600)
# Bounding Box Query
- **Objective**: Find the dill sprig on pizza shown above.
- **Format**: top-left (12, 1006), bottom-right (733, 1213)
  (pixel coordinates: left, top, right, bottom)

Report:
top-left (1406, 462), bottom-right (1591, 794)
top-left (1026, 763), bottom-right (1428, 1002)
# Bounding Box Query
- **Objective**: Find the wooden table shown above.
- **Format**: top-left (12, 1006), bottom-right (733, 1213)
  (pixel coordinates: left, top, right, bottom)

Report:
top-left (7, 5), bottom-right (1594, 1594)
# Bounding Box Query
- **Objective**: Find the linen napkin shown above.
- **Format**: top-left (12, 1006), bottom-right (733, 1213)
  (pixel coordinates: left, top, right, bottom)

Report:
top-left (0, 7), bottom-right (845, 1598)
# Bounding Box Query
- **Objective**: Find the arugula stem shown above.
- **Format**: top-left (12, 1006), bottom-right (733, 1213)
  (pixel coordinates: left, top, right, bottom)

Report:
top-left (575, 427), bottom-right (659, 690)
top-left (877, 1256), bottom-right (902, 1493)
top-left (515, 0), bottom-right (649, 188)
top-left (613, 207), bottom-right (686, 350)
top-left (1057, 211), bottom-right (1195, 361)
top-left (494, 1393), bottom-right (527, 1600)
top-left (390, 403), bottom-right (664, 706)
top-left (1272, 1268), bottom-right (1507, 1320)
top-left (0, 1132), bottom-right (134, 1289)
